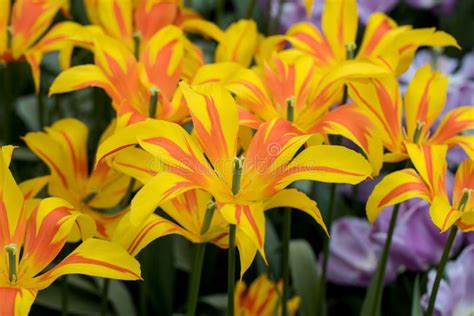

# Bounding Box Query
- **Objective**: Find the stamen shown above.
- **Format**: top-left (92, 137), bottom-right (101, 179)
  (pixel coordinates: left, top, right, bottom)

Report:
top-left (232, 157), bottom-right (244, 195)
top-left (457, 189), bottom-right (471, 212)
top-left (286, 97), bottom-right (294, 123)
top-left (149, 87), bottom-right (159, 118)
top-left (345, 42), bottom-right (357, 60)
top-left (5, 244), bottom-right (17, 284)
top-left (413, 121), bottom-right (425, 144)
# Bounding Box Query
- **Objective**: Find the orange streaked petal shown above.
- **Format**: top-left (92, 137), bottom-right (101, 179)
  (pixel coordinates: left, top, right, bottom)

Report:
top-left (429, 196), bottom-right (463, 232)
top-left (0, 288), bottom-right (37, 316)
top-left (430, 106), bottom-right (474, 149)
top-left (19, 176), bottom-right (49, 200)
top-left (215, 19), bottom-right (259, 67)
top-left (358, 13), bottom-right (397, 58)
top-left (0, 0), bottom-right (10, 56)
top-left (181, 83), bottom-right (238, 186)
top-left (321, 0), bottom-right (357, 62)
top-left (279, 145), bottom-right (372, 188)
top-left (366, 169), bottom-right (431, 223)
top-left (452, 158), bottom-right (474, 209)
top-left (404, 65), bottom-right (448, 142)
top-left (33, 238), bottom-right (141, 290)
top-left (405, 143), bottom-right (448, 197)
top-left (110, 147), bottom-right (161, 184)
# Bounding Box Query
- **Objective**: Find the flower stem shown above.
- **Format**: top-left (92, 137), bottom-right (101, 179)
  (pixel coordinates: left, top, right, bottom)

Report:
top-left (2, 64), bottom-right (13, 144)
top-left (101, 278), bottom-right (110, 316)
top-left (246, 0), bottom-right (257, 18)
top-left (186, 203), bottom-right (216, 315)
top-left (186, 243), bottom-right (206, 316)
top-left (425, 226), bottom-right (458, 316)
top-left (316, 180), bottom-right (337, 314)
top-left (227, 224), bottom-right (237, 316)
top-left (281, 207), bottom-right (291, 316)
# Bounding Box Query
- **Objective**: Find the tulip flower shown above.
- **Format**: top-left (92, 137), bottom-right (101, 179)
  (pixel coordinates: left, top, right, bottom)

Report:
top-left (96, 83), bottom-right (372, 275)
top-left (277, 0), bottom-right (459, 75)
top-left (368, 143), bottom-right (473, 232)
top-left (23, 118), bottom-right (132, 239)
top-left (50, 27), bottom-right (190, 124)
top-left (0, 146), bottom-right (141, 315)
top-left (193, 52), bottom-right (388, 174)
top-left (235, 274), bottom-right (300, 316)
top-left (349, 65), bottom-right (473, 164)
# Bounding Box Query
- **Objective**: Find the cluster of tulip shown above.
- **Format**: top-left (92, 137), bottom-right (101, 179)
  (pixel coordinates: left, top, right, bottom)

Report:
top-left (0, 0), bottom-right (472, 315)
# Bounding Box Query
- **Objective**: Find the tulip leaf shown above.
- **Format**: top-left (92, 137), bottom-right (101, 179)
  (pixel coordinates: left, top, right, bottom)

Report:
top-left (289, 239), bottom-right (320, 316)
top-left (411, 275), bottom-right (423, 316)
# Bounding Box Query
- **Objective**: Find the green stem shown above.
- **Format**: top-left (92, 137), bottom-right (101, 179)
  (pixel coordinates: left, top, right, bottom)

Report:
top-left (316, 181), bottom-right (337, 314)
top-left (281, 207), bottom-right (291, 316)
top-left (37, 87), bottom-right (45, 128)
top-left (186, 203), bottom-right (216, 316)
top-left (217, 0), bottom-right (225, 28)
top-left (425, 226), bottom-right (458, 316)
top-left (101, 278), bottom-right (110, 316)
top-left (246, 0), bottom-right (257, 18)
top-left (264, 0), bottom-right (272, 35)
top-left (227, 224), bottom-right (237, 316)
top-left (62, 276), bottom-right (68, 316)
top-left (186, 244), bottom-right (207, 316)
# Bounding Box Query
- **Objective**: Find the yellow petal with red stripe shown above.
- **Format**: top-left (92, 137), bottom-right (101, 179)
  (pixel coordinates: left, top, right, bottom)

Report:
top-left (310, 103), bottom-right (384, 176)
top-left (404, 65), bottom-right (448, 142)
top-left (130, 172), bottom-right (198, 225)
top-left (405, 143), bottom-right (448, 196)
top-left (216, 19), bottom-right (258, 67)
top-left (348, 76), bottom-right (404, 154)
top-left (181, 82), bottom-right (238, 186)
top-left (10, 0), bottom-right (67, 58)
top-left (140, 25), bottom-right (184, 99)
top-left (236, 229), bottom-right (258, 278)
top-left (180, 18), bottom-right (224, 42)
top-left (32, 238), bottom-right (141, 290)
top-left (366, 169), bottom-right (431, 223)
top-left (458, 212), bottom-right (474, 232)
top-left (264, 189), bottom-right (328, 235)
top-left (0, 146), bottom-right (26, 248)
top-left (286, 22), bottom-right (334, 68)
top-left (321, 0), bottom-right (357, 62)
top-left (19, 176), bottom-right (49, 200)
top-left (113, 212), bottom-right (195, 256)
top-left (192, 62), bottom-right (244, 86)
top-left (240, 118), bottom-right (310, 200)
top-left (84, 0), bottom-right (133, 50)
top-left (430, 106), bottom-right (474, 151)
top-left (429, 196), bottom-right (463, 232)
top-left (0, 0), bottom-right (10, 56)
top-left (0, 288), bottom-right (37, 316)
top-left (110, 147), bottom-right (161, 184)
top-left (358, 13), bottom-right (397, 59)
top-left (220, 203), bottom-right (266, 267)
top-left (453, 158), bottom-right (474, 209)
top-left (279, 145), bottom-right (372, 189)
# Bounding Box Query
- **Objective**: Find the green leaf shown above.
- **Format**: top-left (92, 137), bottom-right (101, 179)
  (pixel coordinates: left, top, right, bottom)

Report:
top-left (411, 275), bottom-right (423, 316)
top-left (289, 239), bottom-right (320, 316)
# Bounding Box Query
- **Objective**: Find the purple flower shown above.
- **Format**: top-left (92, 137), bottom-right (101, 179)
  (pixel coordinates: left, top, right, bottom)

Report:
top-left (371, 199), bottom-right (464, 271)
top-left (325, 217), bottom-right (400, 287)
top-left (260, 0), bottom-right (398, 33)
top-left (421, 244), bottom-right (474, 316)
top-left (406, 0), bottom-right (457, 16)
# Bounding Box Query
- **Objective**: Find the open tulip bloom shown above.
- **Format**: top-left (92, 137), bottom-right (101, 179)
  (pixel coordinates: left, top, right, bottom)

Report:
top-left (96, 83), bottom-right (372, 275)
top-left (0, 146), bottom-right (141, 314)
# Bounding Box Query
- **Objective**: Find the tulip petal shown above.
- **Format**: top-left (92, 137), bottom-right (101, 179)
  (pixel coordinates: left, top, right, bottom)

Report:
top-left (236, 229), bottom-right (258, 278)
top-left (0, 288), bottom-right (37, 316)
top-left (33, 238), bottom-right (141, 290)
top-left (181, 83), bottom-right (238, 186)
top-left (452, 159), bottom-right (474, 209)
top-left (358, 13), bottom-right (397, 58)
top-left (110, 147), bottom-right (161, 184)
top-left (430, 196), bottom-right (463, 232)
top-left (113, 212), bottom-right (195, 256)
top-left (0, 0), bottom-right (10, 56)
top-left (130, 172), bottom-right (198, 225)
top-left (404, 65), bottom-right (448, 142)
top-left (366, 169), bottom-right (430, 223)
top-left (264, 188), bottom-right (328, 235)
top-left (220, 203), bottom-right (266, 264)
top-left (19, 176), bottom-right (49, 200)
top-left (310, 103), bottom-right (384, 175)
top-left (216, 19), bottom-right (259, 67)
top-left (321, 0), bottom-right (357, 62)
top-left (0, 146), bottom-right (26, 248)
top-left (405, 143), bottom-right (448, 196)
top-left (279, 145), bottom-right (372, 189)
top-left (430, 106), bottom-right (474, 152)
